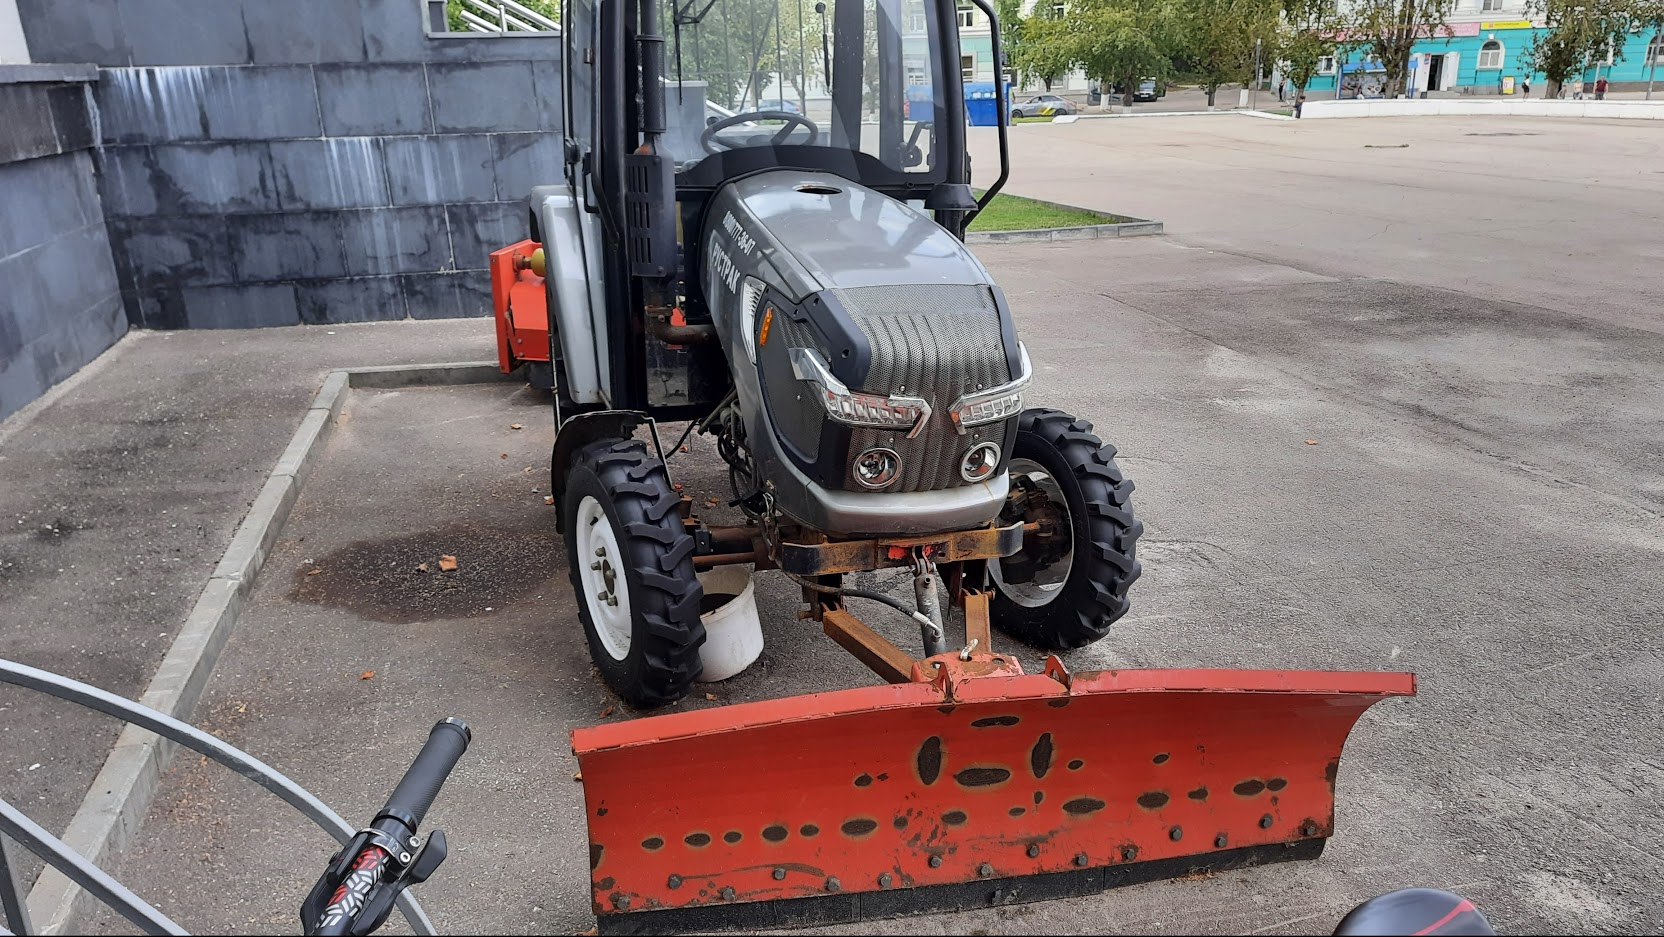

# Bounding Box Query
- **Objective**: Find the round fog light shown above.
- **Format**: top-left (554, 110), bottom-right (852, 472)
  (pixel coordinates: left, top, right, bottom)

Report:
top-left (853, 447), bottom-right (902, 489)
top-left (961, 442), bottom-right (1001, 482)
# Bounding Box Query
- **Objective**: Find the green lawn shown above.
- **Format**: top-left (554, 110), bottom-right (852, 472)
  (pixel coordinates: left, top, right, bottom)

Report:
top-left (967, 193), bottom-right (1122, 232)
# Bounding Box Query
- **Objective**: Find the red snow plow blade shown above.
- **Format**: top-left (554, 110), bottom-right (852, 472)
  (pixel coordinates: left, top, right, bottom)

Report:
top-left (572, 655), bottom-right (1414, 934)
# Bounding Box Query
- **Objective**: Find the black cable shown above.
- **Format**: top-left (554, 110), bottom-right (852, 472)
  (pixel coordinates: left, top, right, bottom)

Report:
top-left (784, 571), bottom-right (940, 639)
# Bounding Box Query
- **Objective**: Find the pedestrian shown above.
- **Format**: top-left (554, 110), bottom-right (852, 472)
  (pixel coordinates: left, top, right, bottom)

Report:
top-left (1595, 75), bottom-right (1608, 100)
top-left (1277, 79), bottom-right (1286, 102)
top-left (1522, 77), bottom-right (1530, 97)
top-left (1572, 76), bottom-right (1584, 99)
top-left (1294, 88), bottom-right (1306, 118)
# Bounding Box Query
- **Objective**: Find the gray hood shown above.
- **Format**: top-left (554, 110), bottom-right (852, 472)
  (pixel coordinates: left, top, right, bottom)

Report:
top-left (718, 170), bottom-right (993, 299)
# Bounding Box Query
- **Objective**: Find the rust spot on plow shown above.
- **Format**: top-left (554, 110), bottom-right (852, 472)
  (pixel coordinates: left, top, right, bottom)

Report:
top-left (892, 815), bottom-right (909, 830)
top-left (971, 715), bottom-right (1020, 728)
top-left (800, 824), bottom-right (820, 837)
top-left (917, 736), bottom-right (943, 786)
top-left (841, 818), bottom-right (879, 838)
top-left (1187, 787), bottom-right (1209, 802)
top-left (641, 837), bottom-right (664, 851)
top-left (1233, 779), bottom-right (1266, 797)
top-left (854, 773), bottom-right (874, 787)
top-left (1325, 759), bottom-right (1340, 791)
top-left (1047, 698), bottom-right (1070, 708)
top-left (1267, 777), bottom-right (1288, 792)
top-left (597, 877), bottom-right (616, 890)
top-left (1008, 806), bottom-right (1026, 817)
top-left (1137, 791), bottom-right (1170, 810)
top-left (1063, 797), bottom-right (1106, 816)
top-left (1067, 759), bottom-right (1084, 771)
top-left (590, 844), bottom-right (603, 870)
top-left (1152, 752), bottom-right (1169, 764)
top-left (763, 825), bottom-right (788, 842)
top-left (954, 766), bottom-right (1012, 788)
top-left (942, 810), bottom-right (968, 826)
top-left (1030, 733), bottom-right (1055, 779)
top-left (723, 831), bottom-right (742, 844)
top-left (684, 832), bottom-right (712, 847)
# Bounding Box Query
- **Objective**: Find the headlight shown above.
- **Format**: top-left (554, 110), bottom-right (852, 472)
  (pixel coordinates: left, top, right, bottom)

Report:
top-left (949, 343), bottom-right (1032, 433)
top-left (853, 447), bottom-right (902, 489)
top-left (960, 442), bottom-right (1001, 482)
top-left (790, 347), bottom-right (931, 438)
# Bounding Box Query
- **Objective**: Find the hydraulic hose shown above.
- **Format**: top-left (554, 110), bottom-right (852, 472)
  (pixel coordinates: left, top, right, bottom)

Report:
top-left (785, 572), bottom-right (943, 642)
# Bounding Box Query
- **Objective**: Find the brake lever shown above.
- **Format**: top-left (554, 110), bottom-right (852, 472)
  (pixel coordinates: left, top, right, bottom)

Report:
top-left (300, 828), bottom-right (448, 936)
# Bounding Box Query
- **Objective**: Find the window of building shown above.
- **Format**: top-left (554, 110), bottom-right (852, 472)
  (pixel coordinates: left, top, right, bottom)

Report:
top-left (908, 11), bottom-right (926, 32)
top-left (1650, 33), bottom-right (1664, 64)
top-left (907, 64), bottom-right (929, 85)
top-left (962, 54), bottom-right (976, 81)
top-left (1480, 0), bottom-right (1504, 12)
top-left (1317, 55), bottom-right (1336, 74)
top-left (957, 3), bottom-right (976, 27)
top-left (1052, 2), bottom-right (1066, 15)
top-left (1477, 40), bottom-right (1503, 69)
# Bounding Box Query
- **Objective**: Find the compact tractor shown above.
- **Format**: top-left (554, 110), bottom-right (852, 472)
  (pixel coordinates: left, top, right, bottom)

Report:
top-left (489, 0), bottom-right (1414, 931)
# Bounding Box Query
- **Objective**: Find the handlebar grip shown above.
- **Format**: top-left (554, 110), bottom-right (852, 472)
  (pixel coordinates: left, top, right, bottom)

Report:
top-left (378, 718), bottom-right (471, 831)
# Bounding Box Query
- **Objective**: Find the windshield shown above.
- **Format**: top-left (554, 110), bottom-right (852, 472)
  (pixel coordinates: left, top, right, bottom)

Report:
top-left (659, 0), bottom-right (945, 176)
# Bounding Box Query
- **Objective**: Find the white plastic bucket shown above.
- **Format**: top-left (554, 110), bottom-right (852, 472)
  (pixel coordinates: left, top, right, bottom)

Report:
top-left (694, 566), bottom-right (763, 682)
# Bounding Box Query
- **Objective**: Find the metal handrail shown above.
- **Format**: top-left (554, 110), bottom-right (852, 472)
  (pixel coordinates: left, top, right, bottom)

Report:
top-left (0, 659), bottom-right (435, 936)
top-left (456, 0), bottom-right (559, 32)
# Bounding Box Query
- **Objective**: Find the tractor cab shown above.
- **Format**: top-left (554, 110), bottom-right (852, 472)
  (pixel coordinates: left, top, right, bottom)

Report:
top-left (540, 0), bottom-right (1002, 420)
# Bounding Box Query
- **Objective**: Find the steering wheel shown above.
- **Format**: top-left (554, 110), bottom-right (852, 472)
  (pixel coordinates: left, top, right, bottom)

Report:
top-left (700, 111), bottom-right (821, 154)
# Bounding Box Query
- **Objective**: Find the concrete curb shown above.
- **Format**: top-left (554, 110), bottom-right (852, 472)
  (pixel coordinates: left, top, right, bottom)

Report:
top-left (968, 219), bottom-right (1163, 243)
top-left (25, 361), bottom-right (509, 934)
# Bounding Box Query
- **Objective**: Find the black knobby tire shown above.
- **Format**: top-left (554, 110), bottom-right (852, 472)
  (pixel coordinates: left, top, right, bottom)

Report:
top-left (562, 439), bottom-right (705, 707)
top-left (989, 408), bottom-right (1143, 649)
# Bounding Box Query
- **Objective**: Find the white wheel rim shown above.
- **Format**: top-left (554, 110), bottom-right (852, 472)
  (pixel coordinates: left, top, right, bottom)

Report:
top-left (575, 495), bottom-right (633, 661)
top-left (991, 459), bottom-right (1075, 608)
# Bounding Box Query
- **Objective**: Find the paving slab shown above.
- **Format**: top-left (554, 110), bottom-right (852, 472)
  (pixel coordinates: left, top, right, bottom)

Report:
top-left (0, 320), bottom-right (492, 891)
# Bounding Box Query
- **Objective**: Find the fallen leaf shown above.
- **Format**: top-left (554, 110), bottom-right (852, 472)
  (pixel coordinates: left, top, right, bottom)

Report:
top-left (360, 671), bottom-right (375, 680)
top-left (439, 554), bottom-right (459, 572)
top-left (500, 453), bottom-right (509, 459)
top-left (307, 567), bottom-right (323, 576)
top-left (510, 423), bottom-right (524, 430)
top-left (573, 771), bottom-right (583, 782)
top-left (672, 482), bottom-right (684, 491)
top-left (679, 445), bottom-right (689, 452)
top-left (416, 562), bottom-right (430, 573)
top-left (705, 693), bottom-right (718, 701)
top-left (1304, 439), bottom-right (1319, 446)
top-left (544, 495), bottom-right (556, 505)
top-left (578, 928), bottom-right (598, 936)
top-left (599, 705), bottom-right (614, 718)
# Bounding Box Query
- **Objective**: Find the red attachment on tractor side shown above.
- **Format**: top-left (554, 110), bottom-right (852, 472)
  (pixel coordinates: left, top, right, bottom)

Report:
top-left (572, 657), bottom-right (1414, 930)
top-left (489, 239), bottom-right (550, 375)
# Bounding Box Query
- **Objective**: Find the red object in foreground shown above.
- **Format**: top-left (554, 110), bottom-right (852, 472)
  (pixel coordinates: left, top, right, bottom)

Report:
top-left (489, 240), bottom-right (550, 375)
top-left (572, 656), bottom-right (1414, 929)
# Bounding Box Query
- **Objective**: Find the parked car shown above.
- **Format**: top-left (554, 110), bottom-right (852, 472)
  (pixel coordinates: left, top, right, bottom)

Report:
top-left (1010, 94), bottom-right (1078, 118)
top-left (1109, 78), bottom-right (1165, 102)
top-left (752, 97), bottom-right (803, 114)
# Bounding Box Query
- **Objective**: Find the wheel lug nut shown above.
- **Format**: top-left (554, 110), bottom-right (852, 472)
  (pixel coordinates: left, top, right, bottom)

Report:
top-left (595, 546), bottom-right (606, 557)
top-left (591, 560), bottom-right (602, 570)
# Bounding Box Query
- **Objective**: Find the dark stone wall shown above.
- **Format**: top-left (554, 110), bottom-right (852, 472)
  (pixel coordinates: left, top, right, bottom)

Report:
top-left (19, 0), bottom-right (563, 329)
top-left (0, 67), bottom-right (127, 421)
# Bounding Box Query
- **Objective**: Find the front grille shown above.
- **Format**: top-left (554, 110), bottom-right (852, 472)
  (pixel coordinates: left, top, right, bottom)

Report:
top-left (832, 284), bottom-right (1012, 493)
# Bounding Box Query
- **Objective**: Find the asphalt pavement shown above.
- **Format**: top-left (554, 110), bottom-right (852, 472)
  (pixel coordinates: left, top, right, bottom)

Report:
top-left (6, 114), bottom-right (1660, 935)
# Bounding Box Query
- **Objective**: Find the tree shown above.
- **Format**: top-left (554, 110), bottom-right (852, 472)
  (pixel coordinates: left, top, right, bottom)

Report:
top-left (446, 0), bottom-right (561, 32)
top-left (1524, 0), bottom-right (1638, 97)
top-left (1280, 0), bottom-right (1339, 92)
top-left (1343, 0), bottom-right (1456, 98)
top-left (1637, 0), bottom-right (1664, 97)
top-left (1021, 0), bottom-right (1174, 107)
top-left (1174, 0), bottom-right (1280, 106)
top-left (999, 0), bottom-right (1069, 91)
